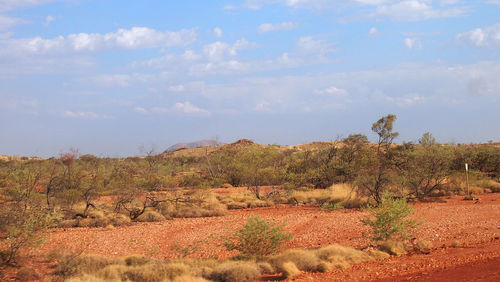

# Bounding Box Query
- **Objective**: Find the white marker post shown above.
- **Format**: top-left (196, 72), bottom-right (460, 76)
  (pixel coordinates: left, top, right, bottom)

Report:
top-left (465, 163), bottom-right (470, 197)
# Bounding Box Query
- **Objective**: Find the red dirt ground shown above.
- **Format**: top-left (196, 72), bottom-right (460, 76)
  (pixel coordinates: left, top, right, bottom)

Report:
top-left (3, 193), bottom-right (500, 281)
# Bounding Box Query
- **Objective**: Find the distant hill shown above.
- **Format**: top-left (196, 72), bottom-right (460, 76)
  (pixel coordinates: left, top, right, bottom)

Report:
top-left (163, 140), bottom-right (225, 153)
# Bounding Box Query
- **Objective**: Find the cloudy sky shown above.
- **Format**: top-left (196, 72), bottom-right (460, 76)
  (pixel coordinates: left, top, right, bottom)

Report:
top-left (0, 0), bottom-right (499, 157)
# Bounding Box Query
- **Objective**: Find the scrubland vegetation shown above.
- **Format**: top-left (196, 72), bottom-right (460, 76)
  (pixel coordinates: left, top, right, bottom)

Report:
top-left (1, 114), bottom-right (499, 280)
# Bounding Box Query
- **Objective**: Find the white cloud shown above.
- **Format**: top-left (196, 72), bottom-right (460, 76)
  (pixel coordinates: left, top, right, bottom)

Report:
top-left (174, 101), bottom-right (210, 115)
top-left (43, 15), bottom-right (55, 27)
top-left (258, 21), bottom-right (298, 33)
top-left (150, 101), bottom-right (210, 116)
top-left (0, 0), bottom-right (58, 12)
top-left (62, 110), bottom-right (112, 119)
top-left (371, 0), bottom-right (467, 21)
top-left (78, 72), bottom-right (171, 88)
top-left (0, 55), bottom-right (94, 76)
top-left (213, 27), bottom-right (223, 38)
top-left (368, 27), bottom-right (378, 36)
top-left (0, 27), bottom-right (197, 55)
top-left (297, 36), bottom-right (334, 54)
top-left (169, 84), bottom-right (185, 92)
top-left (456, 23), bottom-right (500, 48)
top-left (128, 35), bottom-right (333, 79)
top-left (0, 96), bottom-right (38, 114)
top-left (315, 86), bottom-right (349, 97)
top-left (0, 15), bottom-right (26, 30)
top-left (404, 37), bottom-right (422, 49)
top-left (254, 101), bottom-right (271, 112)
top-left (241, 0), bottom-right (468, 21)
top-left (134, 107), bottom-right (148, 114)
top-left (202, 38), bottom-right (255, 61)
top-left (384, 93), bottom-right (426, 107)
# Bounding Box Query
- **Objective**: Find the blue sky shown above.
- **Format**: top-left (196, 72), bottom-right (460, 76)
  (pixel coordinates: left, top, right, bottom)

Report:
top-left (0, 0), bottom-right (499, 157)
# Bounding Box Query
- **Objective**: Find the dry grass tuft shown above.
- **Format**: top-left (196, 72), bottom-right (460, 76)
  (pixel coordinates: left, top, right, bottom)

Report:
top-left (270, 249), bottom-right (321, 272)
top-left (75, 254), bottom-right (124, 274)
top-left (221, 191), bottom-right (272, 210)
top-left (124, 255), bottom-right (150, 266)
top-left (288, 184), bottom-right (367, 208)
top-left (135, 210), bottom-right (166, 222)
top-left (209, 261), bottom-right (261, 282)
top-left (173, 274), bottom-right (209, 282)
top-left (365, 248), bottom-right (391, 260)
top-left (414, 240), bottom-right (433, 253)
top-left (314, 245), bottom-right (373, 264)
top-left (59, 219), bottom-right (79, 228)
top-left (280, 261), bottom-right (301, 279)
top-left (110, 214), bottom-right (131, 226)
top-left (379, 241), bottom-right (412, 256)
top-left (123, 262), bottom-right (189, 281)
top-left (95, 264), bottom-right (126, 281)
top-left (67, 273), bottom-right (108, 282)
top-left (257, 262), bottom-right (274, 274)
top-left (16, 267), bottom-right (41, 281)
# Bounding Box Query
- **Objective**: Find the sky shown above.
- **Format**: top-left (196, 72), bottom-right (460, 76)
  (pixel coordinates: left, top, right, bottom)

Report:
top-left (0, 0), bottom-right (499, 157)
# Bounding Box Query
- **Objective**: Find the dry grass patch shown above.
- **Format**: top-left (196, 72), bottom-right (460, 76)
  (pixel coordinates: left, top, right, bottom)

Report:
top-left (209, 261), bottom-right (261, 282)
top-left (413, 240), bottom-right (433, 254)
top-left (135, 210), bottom-right (166, 222)
top-left (270, 249), bottom-right (321, 273)
top-left (267, 244), bottom-right (377, 279)
top-left (379, 240), bottom-right (413, 256)
top-left (289, 184), bottom-right (367, 209)
top-left (314, 245), bottom-right (373, 264)
top-left (279, 261), bottom-right (301, 279)
top-left (220, 191), bottom-right (273, 210)
top-left (124, 255), bottom-right (150, 266)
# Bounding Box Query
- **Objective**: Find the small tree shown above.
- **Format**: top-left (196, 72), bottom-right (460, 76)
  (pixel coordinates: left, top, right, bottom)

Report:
top-left (360, 192), bottom-right (418, 242)
top-left (357, 114), bottom-right (399, 204)
top-left (224, 216), bottom-right (292, 259)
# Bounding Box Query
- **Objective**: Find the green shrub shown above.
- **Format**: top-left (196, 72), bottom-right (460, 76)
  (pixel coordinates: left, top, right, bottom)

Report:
top-left (360, 192), bottom-right (419, 242)
top-left (224, 216), bottom-right (292, 259)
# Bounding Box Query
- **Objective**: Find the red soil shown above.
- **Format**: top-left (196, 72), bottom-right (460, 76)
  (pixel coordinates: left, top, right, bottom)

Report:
top-left (4, 193), bottom-right (500, 281)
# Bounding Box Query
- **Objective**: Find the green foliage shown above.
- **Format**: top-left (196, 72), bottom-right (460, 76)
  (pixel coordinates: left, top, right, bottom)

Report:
top-left (360, 192), bottom-right (419, 242)
top-left (0, 204), bottom-right (61, 265)
top-left (224, 216), bottom-right (292, 259)
top-left (395, 138), bottom-right (454, 198)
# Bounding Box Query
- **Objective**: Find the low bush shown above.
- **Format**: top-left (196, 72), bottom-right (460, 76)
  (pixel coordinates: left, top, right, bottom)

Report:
top-left (360, 192), bottom-right (419, 242)
top-left (224, 216), bottom-right (292, 259)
